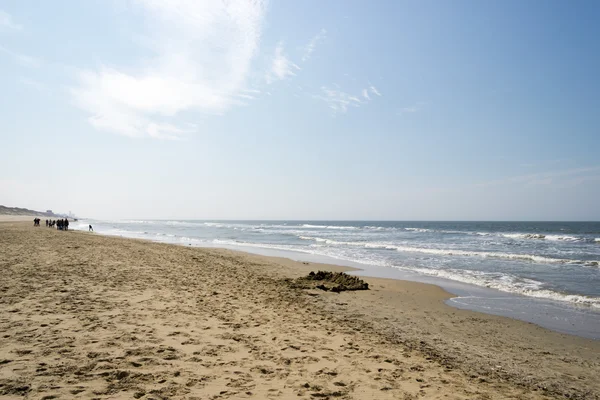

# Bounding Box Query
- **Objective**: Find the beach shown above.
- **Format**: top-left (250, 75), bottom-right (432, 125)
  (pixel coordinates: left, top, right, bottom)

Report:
top-left (1, 220), bottom-right (599, 399)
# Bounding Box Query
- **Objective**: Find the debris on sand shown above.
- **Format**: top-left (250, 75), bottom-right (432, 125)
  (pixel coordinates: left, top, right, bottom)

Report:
top-left (292, 271), bottom-right (369, 292)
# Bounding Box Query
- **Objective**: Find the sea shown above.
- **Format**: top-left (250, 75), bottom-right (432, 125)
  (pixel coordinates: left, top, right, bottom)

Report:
top-left (72, 220), bottom-right (600, 339)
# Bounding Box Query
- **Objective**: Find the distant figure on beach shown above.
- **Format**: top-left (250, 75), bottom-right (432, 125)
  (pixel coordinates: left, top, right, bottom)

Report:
top-left (89, 224), bottom-right (93, 232)
top-left (64, 218), bottom-right (69, 231)
top-left (45, 219), bottom-right (48, 227)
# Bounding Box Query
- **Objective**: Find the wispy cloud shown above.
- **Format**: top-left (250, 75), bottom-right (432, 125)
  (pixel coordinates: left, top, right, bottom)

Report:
top-left (399, 101), bottom-right (425, 114)
top-left (71, 0), bottom-right (267, 139)
top-left (362, 88), bottom-right (370, 101)
top-left (317, 84), bottom-right (381, 115)
top-left (266, 41), bottom-right (299, 84)
top-left (0, 45), bottom-right (41, 68)
top-left (370, 85), bottom-right (381, 97)
top-left (0, 10), bottom-right (22, 31)
top-left (302, 28), bottom-right (326, 62)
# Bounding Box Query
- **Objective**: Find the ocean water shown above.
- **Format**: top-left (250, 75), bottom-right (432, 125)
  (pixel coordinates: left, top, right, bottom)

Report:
top-left (72, 220), bottom-right (600, 337)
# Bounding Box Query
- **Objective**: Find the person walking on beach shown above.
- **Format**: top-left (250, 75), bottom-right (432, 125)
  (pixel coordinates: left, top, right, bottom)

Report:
top-left (64, 218), bottom-right (69, 231)
top-left (89, 224), bottom-right (93, 232)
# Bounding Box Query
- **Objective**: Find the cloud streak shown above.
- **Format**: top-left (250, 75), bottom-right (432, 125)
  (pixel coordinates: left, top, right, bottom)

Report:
top-left (266, 41), bottom-right (299, 84)
top-left (0, 10), bottom-right (22, 31)
top-left (71, 0), bottom-right (267, 139)
top-left (302, 28), bottom-right (326, 62)
top-left (0, 45), bottom-right (41, 68)
top-left (399, 101), bottom-right (425, 114)
top-left (317, 84), bottom-right (382, 114)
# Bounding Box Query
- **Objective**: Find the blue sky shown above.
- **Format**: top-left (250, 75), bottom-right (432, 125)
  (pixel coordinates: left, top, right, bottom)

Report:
top-left (1, 0), bottom-right (599, 220)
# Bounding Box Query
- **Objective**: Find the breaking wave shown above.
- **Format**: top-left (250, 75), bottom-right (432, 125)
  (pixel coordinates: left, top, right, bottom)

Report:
top-left (297, 236), bottom-right (600, 267)
top-left (409, 268), bottom-right (600, 309)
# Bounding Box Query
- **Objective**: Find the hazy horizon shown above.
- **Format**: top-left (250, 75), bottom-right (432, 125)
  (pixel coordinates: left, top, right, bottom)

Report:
top-left (1, 1), bottom-right (599, 221)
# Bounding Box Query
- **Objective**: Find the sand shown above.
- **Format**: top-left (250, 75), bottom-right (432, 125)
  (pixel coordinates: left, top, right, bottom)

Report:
top-left (1, 221), bottom-right (599, 399)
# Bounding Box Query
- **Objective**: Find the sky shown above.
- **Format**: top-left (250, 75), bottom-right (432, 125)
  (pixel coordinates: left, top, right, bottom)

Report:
top-left (1, 0), bottom-right (599, 221)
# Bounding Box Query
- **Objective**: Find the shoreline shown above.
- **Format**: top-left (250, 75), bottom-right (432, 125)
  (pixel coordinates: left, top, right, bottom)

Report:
top-left (68, 218), bottom-right (600, 340)
top-left (2, 221), bottom-right (600, 398)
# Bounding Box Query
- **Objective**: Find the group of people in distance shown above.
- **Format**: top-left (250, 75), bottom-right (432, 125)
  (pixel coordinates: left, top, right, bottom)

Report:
top-left (40, 218), bottom-right (69, 230)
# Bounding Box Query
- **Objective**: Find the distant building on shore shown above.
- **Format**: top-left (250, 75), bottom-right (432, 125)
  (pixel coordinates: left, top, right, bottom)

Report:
top-left (46, 210), bottom-right (53, 214)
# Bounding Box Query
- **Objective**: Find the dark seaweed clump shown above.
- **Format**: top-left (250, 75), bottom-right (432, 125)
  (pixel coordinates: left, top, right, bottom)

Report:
top-left (293, 271), bottom-right (369, 292)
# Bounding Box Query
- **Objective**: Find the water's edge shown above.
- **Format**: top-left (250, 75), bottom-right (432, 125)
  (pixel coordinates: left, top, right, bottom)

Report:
top-left (72, 223), bottom-right (600, 340)
top-left (198, 242), bottom-right (599, 340)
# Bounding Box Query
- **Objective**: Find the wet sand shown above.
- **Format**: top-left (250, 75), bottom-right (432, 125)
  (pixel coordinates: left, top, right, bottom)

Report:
top-left (1, 220), bottom-right (599, 399)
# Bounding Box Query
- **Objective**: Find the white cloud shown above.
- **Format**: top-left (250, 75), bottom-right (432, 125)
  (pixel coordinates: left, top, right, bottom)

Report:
top-left (362, 88), bottom-right (370, 100)
top-left (317, 85), bottom-right (380, 114)
top-left (0, 45), bottom-right (41, 68)
top-left (266, 41), bottom-right (299, 84)
top-left (302, 28), bottom-right (326, 62)
top-left (71, 0), bottom-right (267, 139)
top-left (0, 10), bottom-right (22, 31)
top-left (399, 101), bottom-right (425, 114)
top-left (370, 85), bottom-right (381, 97)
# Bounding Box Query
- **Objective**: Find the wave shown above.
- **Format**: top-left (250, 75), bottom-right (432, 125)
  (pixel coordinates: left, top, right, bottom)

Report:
top-left (403, 228), bottom-right (593, 243)
top-left (405, 227), bottom-right (431, 233)
top-left (502, 233), bottom-right (545, 240)
top-left (405, 227), bottom-right (492, 236)
top-left (297, 236), bottom-right (600, 267)
top-left (409, 267), bottom-right (600, 309)
top-left (301, 224), bottom-right (360, 230)
top-left (212, 239), bottom-right (316, 254)
top-left (545, 235), bottom-right (580, 242)
top-left (501, 233), bottom-right (585, 241)
top-left (391, 246), bottom-right (599, 267)
top-left (298, 236), bottom-right (329, 242)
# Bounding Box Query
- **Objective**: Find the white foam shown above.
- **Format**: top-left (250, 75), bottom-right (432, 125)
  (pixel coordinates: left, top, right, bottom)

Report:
top-left (502, 233), bottom-right (545, 240)
top-left (298, 236), bottom-right (329, 242)
top-left (203, 222), bottom-right (225, 228)
top-left (545, 235), bottom-right (579, 241)
top-left (501, 232), bottom-right (588, 242)
top-left (212, 239), bottom-right (316, 254)
top-left (407, 267), bottom-right (600, 309)
top-left (405, 227), bottom-right (483, 236)
top-left (301, 224), bottom-right (359, 230)
top-left (405, 227), bottom-right (431, 233)
top-left (296, 236), bottom-right (600, 267)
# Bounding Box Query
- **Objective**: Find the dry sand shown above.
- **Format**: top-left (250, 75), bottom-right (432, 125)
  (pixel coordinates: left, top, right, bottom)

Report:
top-left (1, 221), bottom-right (599, 399)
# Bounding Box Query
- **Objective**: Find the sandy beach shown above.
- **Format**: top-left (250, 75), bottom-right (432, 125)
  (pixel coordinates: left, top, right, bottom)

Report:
top-left (1, 220), bottom-right (599, 399)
